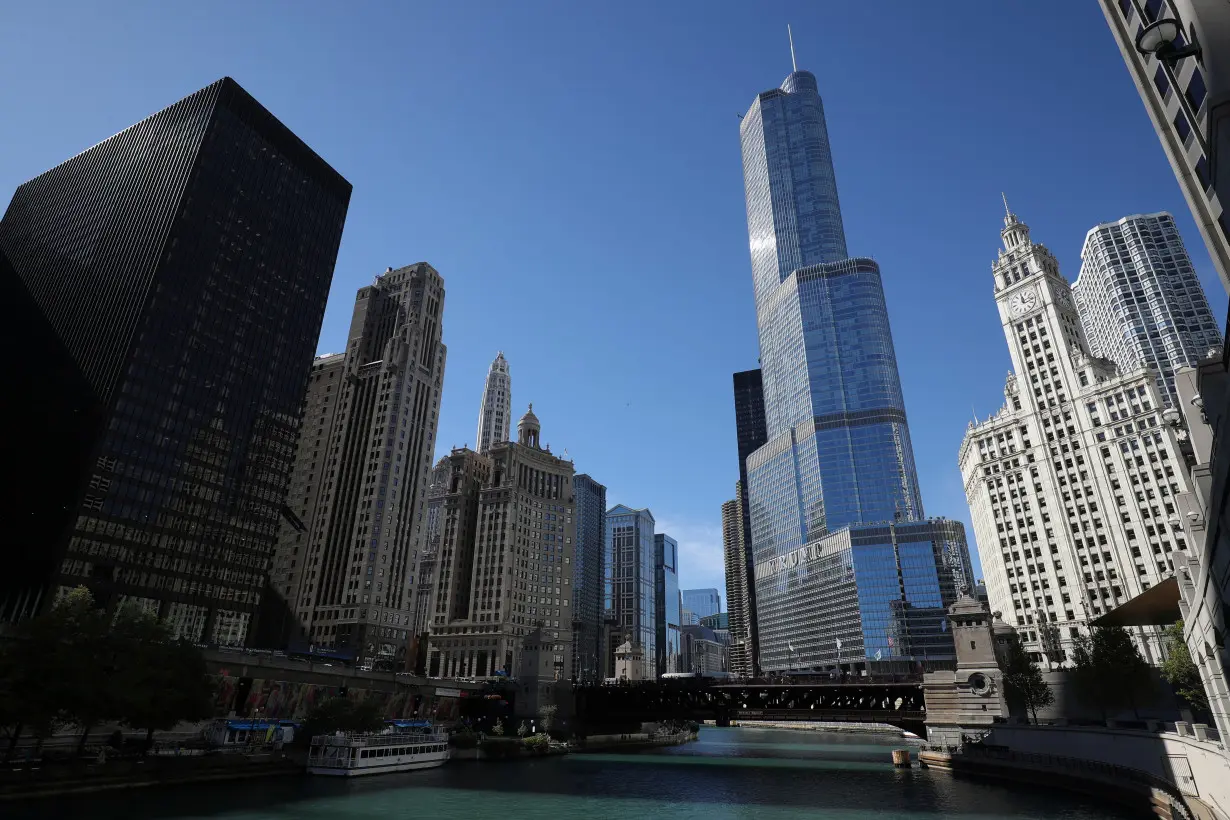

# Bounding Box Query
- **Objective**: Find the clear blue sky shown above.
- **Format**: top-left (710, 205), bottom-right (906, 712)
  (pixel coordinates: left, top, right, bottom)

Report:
top-left (2, 1), bottom-right (1224, 604)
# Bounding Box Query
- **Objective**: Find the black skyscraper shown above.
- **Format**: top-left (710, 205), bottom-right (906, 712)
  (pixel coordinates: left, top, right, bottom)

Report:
top-left (0, 78), bottom-right (351, 644)
top-left (733, 368), bottom-right (767, 674)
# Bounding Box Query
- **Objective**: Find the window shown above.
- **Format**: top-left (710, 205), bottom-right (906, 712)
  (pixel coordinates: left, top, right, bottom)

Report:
top-left (1186, 70), bottom-right (1207, 113)
top-left (1153, 65), bottom-right (1170, 97)
top-left (1173, 109), bottom-right (1191, 144)
top-left (1196, 157), bottom-right (1211, 192)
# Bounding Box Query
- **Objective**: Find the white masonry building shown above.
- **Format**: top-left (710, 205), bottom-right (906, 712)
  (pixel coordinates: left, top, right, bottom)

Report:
top-left (475, 352), bottom-right (511, 454)
top-left (959, 205), bottom-right (1195, 665)
top-left (1073, 212), bottom-right (1221, 409)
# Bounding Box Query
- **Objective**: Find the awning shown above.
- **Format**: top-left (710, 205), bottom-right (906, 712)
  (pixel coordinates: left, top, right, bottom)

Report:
top-left (1091, 576), bottom-right (1180, 627)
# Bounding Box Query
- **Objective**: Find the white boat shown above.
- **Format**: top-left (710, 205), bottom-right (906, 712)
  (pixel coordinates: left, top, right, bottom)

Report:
top-left (307, 720), bottom-right (449, 777)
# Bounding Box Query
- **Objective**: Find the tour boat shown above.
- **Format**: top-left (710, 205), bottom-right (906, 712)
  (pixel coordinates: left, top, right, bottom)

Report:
top-left (306, 720), bottom-right (449, 777)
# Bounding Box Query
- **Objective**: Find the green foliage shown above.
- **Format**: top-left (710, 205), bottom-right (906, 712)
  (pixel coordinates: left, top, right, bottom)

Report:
top-left (299, 697), bottom-right (386, 743)
top-left (490, 719), bottom-right (505, 736)
top-left (516, 720), bottom-right (529, 738)
top-left (1001, 635), bottom-right (1055, 724)
top-left (0, 587), bottom-right (215, 758)
top-left (1071, 626), bottom-right (1154, 719)
top-left (523, 732), bottom-right (549, 753)
top-left (1160, 621), bottom-right (1209, 713)
top-left (537, 704), bottom-right (557, 733)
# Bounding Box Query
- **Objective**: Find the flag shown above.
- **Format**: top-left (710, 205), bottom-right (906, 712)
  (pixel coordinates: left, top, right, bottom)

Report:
top-left (835, 638), bottom-right (842, 649)
top-left (874, 650), bottom-right (882, 661)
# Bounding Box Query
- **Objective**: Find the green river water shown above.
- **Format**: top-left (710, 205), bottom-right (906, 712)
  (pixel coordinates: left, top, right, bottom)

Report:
top-left (10, 727), bottom-right (1135, 820)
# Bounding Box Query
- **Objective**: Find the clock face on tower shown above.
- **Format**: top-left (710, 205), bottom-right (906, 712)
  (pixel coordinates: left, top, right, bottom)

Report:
top-left (1008, 288), bottom-right (1038, 317)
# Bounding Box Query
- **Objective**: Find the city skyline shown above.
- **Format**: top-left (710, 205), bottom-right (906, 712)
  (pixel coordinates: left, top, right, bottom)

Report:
top-left (2, 3), bottom-right (1226, 599)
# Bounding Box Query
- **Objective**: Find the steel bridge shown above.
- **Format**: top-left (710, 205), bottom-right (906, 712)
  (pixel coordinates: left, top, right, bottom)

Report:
top-left (573, 678), bottom-right (927, 734)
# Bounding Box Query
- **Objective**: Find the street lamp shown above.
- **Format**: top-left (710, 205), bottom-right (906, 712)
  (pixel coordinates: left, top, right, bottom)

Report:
top-left (1135, 19), bottom-right (1202, 68)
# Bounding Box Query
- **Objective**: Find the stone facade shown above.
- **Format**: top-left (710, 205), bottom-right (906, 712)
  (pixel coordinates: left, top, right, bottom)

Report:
top-left (270, 263), bottom-right (445, 665)
top-left (959, 208), bottom-right (1194, 664)
top-left (426, 406), bottom-right (576, 681)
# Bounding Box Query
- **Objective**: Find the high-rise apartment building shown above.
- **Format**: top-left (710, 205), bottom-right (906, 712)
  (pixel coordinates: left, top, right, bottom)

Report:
top-left (475, 352), bottom-right (511, 453)
top-left (1073, 212), bottom-right (1221, 407)
top-left (413, 458), bottom-right (451, 646)
top-left (722, 491), bottom-right (753, 677)
top-left (682, 589), bottom-right (721, 623)
top-left (738, 63), bottom-right (972, 672)
top-left (427, 407), bottom-right (576, 681)
top-left (268, 264), bottom-right (446, 664)
top-left (655, 533), bottom-right (682, 676)
top-left (572, 473), bottom-right (607, 682)
top-left (604, 505), bottom-right (657, 678)
top-left (0, 78), bottom-right (350, 639)
top-left (1097, 0), bottom-right (1230, 291)
top-left (959, 207), bottom-right (1195, 663)
top-left (732, 370), bottom-right (767, 672)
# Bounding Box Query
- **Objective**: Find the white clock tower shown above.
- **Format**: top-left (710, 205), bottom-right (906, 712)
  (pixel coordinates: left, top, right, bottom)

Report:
top-left (959, 201), bottom-right (1192, 665)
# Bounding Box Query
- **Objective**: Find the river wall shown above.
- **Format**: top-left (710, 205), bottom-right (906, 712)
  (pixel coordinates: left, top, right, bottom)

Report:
top-left (980, 724), bottom-right (1229, 820)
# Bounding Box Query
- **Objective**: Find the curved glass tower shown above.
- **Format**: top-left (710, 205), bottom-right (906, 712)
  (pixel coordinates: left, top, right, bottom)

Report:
top-left (742, 70), bottom-right (922, 553)
top-left (740, 69), bottom-right (969, 673)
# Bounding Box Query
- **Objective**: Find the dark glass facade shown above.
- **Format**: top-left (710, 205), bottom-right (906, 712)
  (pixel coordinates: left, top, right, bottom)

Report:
top-left (654, 533), bottom-right (682, 675)
top-left (571, 473), bottom-right (607, 682)
top-left (0, 78), bottom-right (351, 642)
top-left (732, 368), bottom-right (766, 673)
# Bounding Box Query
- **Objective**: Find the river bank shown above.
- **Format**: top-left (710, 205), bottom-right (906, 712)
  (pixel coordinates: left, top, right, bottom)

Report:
top-left (719, 719), bottom-right (914, 738)
top-left (0, 751), bottom-right (303, 802)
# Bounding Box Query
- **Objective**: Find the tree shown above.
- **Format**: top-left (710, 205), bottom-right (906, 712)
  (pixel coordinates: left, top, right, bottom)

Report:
top-left (113, 606), bottom-right (214, 750)
top-left (1160, 621), bottom-right (1208, 714)
top-left (1071, 626), bottom-right (1153, 719)
top-left (1001, 635), bottom-right (1055, 724)
top-left (537, 705), bottom-right (557, 733)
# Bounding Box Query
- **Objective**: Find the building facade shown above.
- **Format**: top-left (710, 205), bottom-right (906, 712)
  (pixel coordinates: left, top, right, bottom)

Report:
top-left (722, 491), bottom-right (753, 677)
top-left (475, 351), bottom-right (511, 453)
top-left (738, 65), bottom-right (971, 672)
top-left (1097, 0), bottom-right (1230, 291)
top-left (426, 407), bottom-right (576, 681)
top-left (269, 263), bottom-right (446, 664)
top-left (604, 505), bottom-right (657, 679)
top-left (571, 473), bottom-right (607, 682)
top-left (682, 588), bottom-right (721, 624)
top-left (0, 78), bottom-right (350, 638)
top-left (732, 370), bottom-right (767, 673)
top-left (681, 624), bottom-right (730, 678)
top-left (753, 519), bottom-right (972, 670)
top-left (655, 533), bottom-right (682, 676)
top-left (1073, 212), bottom-right (1221, 407)
top-left (959, 207), bottom-right (1195, 664)
top-left (1171, 363), bottom-right (1230, 749)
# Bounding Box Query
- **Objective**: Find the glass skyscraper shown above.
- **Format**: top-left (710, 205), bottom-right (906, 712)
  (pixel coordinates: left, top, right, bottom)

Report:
top-left (739, 66), bottom-right (970, 672)
top-left (655, 534), bottom-right (682, 675)
top-left (605, 505), bottom-right (657, 678)
top-left (1, 78), bottom-right (350, 639)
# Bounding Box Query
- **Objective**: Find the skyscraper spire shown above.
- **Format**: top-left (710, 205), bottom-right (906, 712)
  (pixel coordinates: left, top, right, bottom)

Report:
top-left (475, 351), bottom-right (511, 453)
top-left (1001, 192), bottom-right (1011, 218)
top-left (788, 24), bottom-right (798, 73)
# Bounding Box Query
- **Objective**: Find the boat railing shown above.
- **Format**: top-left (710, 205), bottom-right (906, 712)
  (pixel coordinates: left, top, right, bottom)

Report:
top-left (312, 731), bottom-right (447, 748)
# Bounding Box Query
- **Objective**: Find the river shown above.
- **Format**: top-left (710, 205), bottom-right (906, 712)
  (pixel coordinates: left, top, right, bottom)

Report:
top-left (10, 727), bottom-right (1135, 820)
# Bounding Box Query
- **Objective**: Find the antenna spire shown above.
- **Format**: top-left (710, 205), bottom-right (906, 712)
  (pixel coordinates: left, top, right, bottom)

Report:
top-left (1001, 192), bottom-right (1011, 217)
top-left (788, 24), bottom-right (798, 72)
